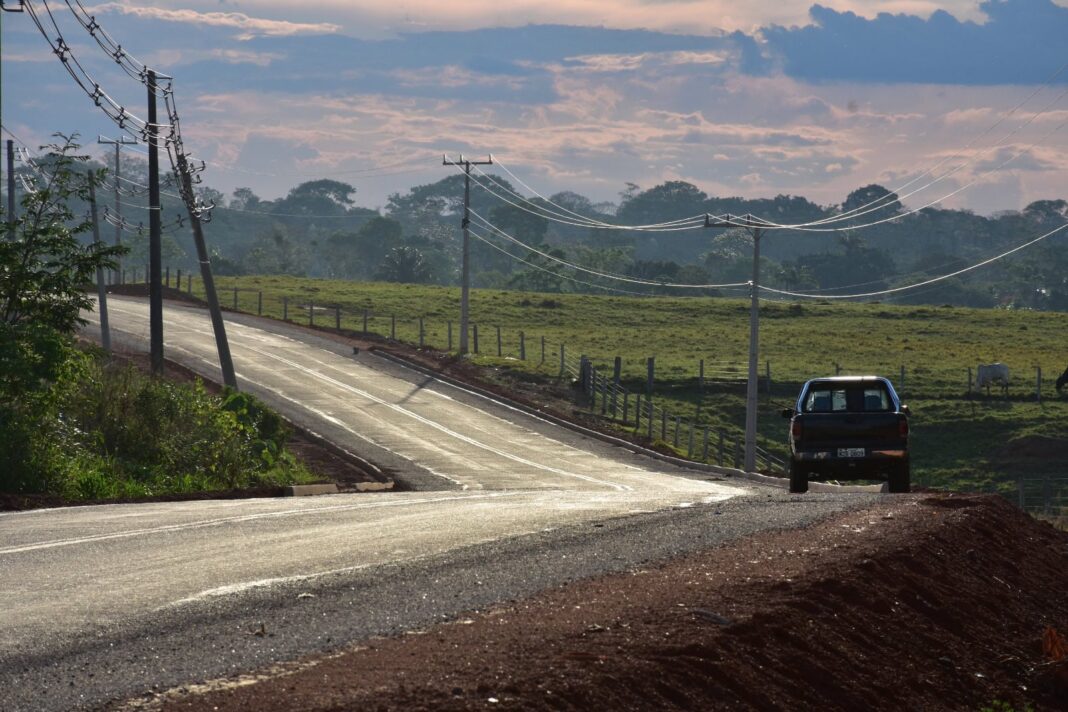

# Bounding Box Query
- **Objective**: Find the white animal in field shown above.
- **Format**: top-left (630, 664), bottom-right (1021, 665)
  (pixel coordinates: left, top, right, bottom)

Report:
top-left (975, 363), bottom-right (1010, 394)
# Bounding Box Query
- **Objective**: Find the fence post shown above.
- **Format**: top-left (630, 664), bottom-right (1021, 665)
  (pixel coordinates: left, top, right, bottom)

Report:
top-left (702, 426), bottom-right (709, 460)
top-left (661, 408), bottom-right (667, 441)
top-left (391, 314), bottom-right (396, 340)
top-left (647, 399), bottom-right (654, 440)
top-left (186, 274), bottom-right (192, 293)
top-left (541, 336), bottom-right (546, 364)
top-left (688, 423), bottom-right (695, 458)
top-left (165, 266), bottom-right (170, 288)
top-left (559, 343), bottom-right (565, 377)
top-left (612, 356), bottom-right (621, 416)
top-left (635, 393), bottom-right (642, 429)
top-left (673, 415), bottom-right (680, 447)
top-left (601, 375), bottom-right (608, 415)
top-left (766, 360), bottom-right (772, 394)
top-left (364, 309), bottom-right (369, 335)
top-left (448, 321), bottom-right (453, 351)
top-left (519, 331), bottom-right (526, 360)
top-left (473, 324), bottom-right (479, 353)
top-left (309, 300), bottom-right (315, 326)
top-left (233, 286), bottom-right (238, 310)
top-left (579, 355), bottom-right (589, 393)
top-left (623, 391), bottom-right (629, 424)
top-left (589, 368), bottom-right (597, 412)
top-left (419, 317), bottom-right (425, 347)
top-left (258, 291), bottom-right (263, 316)
top-left (176, 268), bottom-right (181, 289)
top-left (336, 306), bottom-right (342, 331)
top-left (283, 296), bottom-right (288, 321)
top-left (835, 362), bottom-right (841, 376)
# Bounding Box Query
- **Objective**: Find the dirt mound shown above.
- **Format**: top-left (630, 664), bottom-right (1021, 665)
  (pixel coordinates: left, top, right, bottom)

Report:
top-left (991, 435), bottom-right (1068, 462)
top-left (154, 494), bottom-right (1068, 712)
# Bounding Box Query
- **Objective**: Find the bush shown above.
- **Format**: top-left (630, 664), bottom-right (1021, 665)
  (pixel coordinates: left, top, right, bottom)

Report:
top-left (1, 349), bottom-right (312, 500)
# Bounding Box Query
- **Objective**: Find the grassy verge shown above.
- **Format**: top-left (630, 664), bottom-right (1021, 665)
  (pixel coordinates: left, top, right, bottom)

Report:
top-left (187, 276), bottom-right (1068, 492)
top-left (2, 346), bottom-right (314, 502)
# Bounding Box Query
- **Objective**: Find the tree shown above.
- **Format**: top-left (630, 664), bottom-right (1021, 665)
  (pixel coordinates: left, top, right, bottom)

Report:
top-left (326, 216), bottom-right (404, 279)
top-left (0, 136), bottom-right (124, 490)
top-left (376, 246), bottom-right (433, 283)
top-left (841, 184), bottom-right (901, 218)
top-left (245, 228), bottom-right (309, 276)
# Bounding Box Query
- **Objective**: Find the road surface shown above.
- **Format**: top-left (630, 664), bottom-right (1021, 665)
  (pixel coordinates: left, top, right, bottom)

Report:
top-left (0, 298), bottom-right (877, 711)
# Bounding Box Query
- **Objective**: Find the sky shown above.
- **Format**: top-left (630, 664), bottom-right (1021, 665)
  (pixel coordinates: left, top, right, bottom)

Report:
top-left (1, 0), bottom-right (1067, 215)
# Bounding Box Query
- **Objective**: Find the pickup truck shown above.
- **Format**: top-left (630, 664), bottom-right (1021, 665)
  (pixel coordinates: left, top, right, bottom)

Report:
top-left (782, 376), bottom-right (910, 494)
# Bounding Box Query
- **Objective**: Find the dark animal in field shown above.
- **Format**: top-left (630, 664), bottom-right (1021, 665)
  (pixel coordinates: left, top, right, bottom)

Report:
top-left (1056, 366), bottom-right (1068, 393)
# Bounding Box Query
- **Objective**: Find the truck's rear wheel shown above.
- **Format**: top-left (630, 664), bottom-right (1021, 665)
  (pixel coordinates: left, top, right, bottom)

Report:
top-left (888, 462), bottom-right (911, 493)
top-left (789, 462), bottom-right (808, 494)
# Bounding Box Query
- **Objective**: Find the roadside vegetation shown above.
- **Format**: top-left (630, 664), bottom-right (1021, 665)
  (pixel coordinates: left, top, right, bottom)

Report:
top-left (201, 275), bottom-right (1068, 494)
top-left (0, 138), bottom-right (311, 503)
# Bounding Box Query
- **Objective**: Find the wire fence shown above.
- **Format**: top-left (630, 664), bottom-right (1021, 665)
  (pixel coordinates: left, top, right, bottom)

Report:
top-left (113, 270), bottom-right (1067, 476)
top-left (112, 270), bottom-right (789, 473)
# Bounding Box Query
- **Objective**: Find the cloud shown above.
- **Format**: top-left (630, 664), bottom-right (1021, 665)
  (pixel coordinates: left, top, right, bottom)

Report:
top-left (87, 3), bottom-right (340, 38)
top-left (762, 0), bottom-right (1068, 85)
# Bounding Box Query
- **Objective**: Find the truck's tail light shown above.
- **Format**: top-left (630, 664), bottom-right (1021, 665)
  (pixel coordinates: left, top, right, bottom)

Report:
top-left (898, 417), bottom-right (909, 438)
top-left (792, 419), bottom-right (802, 439)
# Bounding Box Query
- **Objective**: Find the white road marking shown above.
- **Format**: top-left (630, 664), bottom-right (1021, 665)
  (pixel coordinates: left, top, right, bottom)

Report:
top-left (0, 492), bottom-right (523, 556)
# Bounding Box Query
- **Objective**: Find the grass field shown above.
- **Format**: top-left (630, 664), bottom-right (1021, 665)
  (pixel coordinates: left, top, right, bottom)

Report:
top-left (186, 275), bottom-right (1068, 493)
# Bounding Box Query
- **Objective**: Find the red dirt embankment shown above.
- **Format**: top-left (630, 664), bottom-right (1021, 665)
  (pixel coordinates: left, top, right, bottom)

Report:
top-left (156, 494), bottom-right (1068, 711)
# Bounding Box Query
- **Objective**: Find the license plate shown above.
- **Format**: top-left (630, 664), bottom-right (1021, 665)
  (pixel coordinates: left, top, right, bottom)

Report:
top-left (838, 448), bottom-right (865, 458)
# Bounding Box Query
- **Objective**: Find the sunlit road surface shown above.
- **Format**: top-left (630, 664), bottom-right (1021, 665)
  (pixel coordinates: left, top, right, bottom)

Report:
top-left (0, 297), bottom-right (749, 658)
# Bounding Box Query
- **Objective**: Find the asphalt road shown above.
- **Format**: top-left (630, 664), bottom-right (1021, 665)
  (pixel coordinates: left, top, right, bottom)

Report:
top-left (0, 299), bottom-right (881, 711)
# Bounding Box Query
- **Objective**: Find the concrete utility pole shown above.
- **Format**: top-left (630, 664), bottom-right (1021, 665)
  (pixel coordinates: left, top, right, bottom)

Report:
top-left (178, 168), bottom-right (237, 389)
top-left (88, 180), bottom-right (111, 352)
top-left (147, 70), bottom-right (164, 375)
top-left (5, 140), bottom-right (14, 239)
top-left (443, 153), bottom-right (492, 355)
top-left (707, 213), bottom-right (765, 473)
top-left (98, 135), bottom-right (138, 274)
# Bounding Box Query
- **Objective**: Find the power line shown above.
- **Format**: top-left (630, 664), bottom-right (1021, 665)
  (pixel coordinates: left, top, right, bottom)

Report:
top-left (470, 209), bottom-right (749, 290)
top-left (759, 222), bottom-right (1068, 300)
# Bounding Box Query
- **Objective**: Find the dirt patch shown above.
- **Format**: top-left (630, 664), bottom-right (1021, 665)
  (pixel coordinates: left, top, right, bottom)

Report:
top-left (107, 283), bottom-right (207, 307)
top-left (991, 435), bottom-right (1068, 462)
top-left (150, 494), bottom-right (1068, 712)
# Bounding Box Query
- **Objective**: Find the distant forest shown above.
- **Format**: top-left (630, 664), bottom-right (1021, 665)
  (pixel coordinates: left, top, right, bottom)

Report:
top-left (13, 150), bottom-right (1068, 310)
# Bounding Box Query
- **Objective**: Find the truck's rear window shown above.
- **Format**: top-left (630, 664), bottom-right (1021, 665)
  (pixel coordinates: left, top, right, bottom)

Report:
top-left (803, 385), bottom-right (891, 412)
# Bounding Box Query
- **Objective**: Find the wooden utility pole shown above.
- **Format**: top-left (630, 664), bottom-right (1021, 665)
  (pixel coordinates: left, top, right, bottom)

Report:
top-left (706, 213), bottom-right (765, 472)
top-left (147, 71), bottom-right (163, 375)
top-left (443, 153), bottom-right (492, 355)
top-left (89, 180), bottom-right (111, 352)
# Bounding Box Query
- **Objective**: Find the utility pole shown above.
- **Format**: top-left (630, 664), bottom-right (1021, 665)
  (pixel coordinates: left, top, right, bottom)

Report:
top-left (89, 179), bottom-right (111, 352)
top-left (178, 168), bottom-right (237, 389)
top-left (443, 153), bottom-right (492, 355)
top-left (98, 135), bottom-right (138, 275)
top-left (2, 2), bottom-right (27, 235)
top-left (5, 140), bottom-right (14, 239)
top-left (147, 70), bottom-right (163, 375)
top-left (707, 213), bottom-right (765, 472)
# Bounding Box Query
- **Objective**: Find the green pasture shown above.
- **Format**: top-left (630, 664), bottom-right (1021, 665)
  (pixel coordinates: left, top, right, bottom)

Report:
top-left (189, 275), bottom-right (1068, 492)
